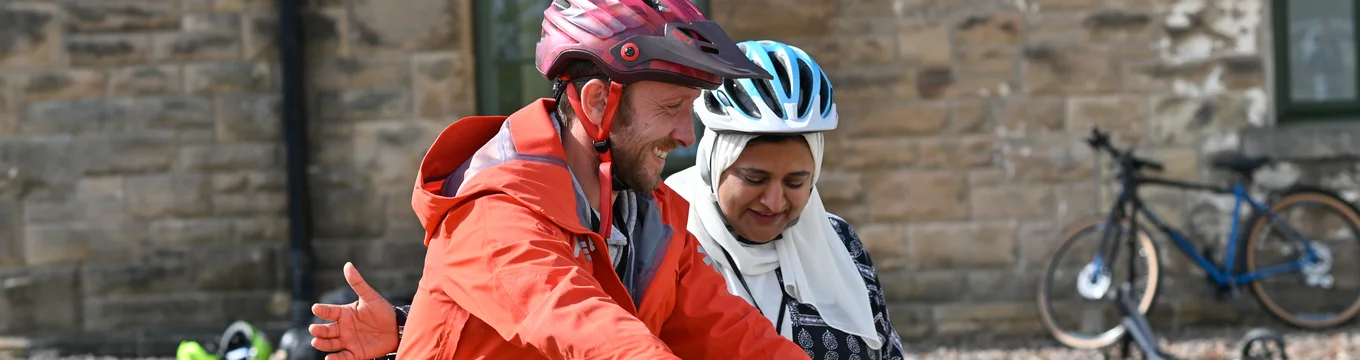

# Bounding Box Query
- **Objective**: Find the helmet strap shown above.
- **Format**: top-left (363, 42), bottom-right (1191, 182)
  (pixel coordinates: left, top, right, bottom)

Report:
top-left (563, 80), bottom-right (627, 239)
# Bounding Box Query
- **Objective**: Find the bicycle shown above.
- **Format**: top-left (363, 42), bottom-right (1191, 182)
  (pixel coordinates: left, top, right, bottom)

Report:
top-left (1036, 126), bottom-right (1360, 350)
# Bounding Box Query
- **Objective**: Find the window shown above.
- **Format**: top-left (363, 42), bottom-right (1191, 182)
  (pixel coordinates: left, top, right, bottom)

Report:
top-left (1272, 0), bottom-right (1360, 122)
top-left (474, 0), bottom-right (711, 178)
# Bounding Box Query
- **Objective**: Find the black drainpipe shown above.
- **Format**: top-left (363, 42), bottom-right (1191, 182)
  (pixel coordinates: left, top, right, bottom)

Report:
top-left (276, 0), bottom-right (316, 329)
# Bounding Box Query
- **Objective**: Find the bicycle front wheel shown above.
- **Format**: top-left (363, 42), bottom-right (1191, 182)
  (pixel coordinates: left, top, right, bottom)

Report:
top-left (1037, 217), bottom-right (1161, 349)
top-left (1244, 187), bottom-right (1360, 329)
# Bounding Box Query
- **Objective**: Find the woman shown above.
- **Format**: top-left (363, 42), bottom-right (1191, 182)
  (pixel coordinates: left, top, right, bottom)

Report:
top-left (665, 39), bottom-right (904, 359)
top-left (306, 40), bottom-right (904, 360)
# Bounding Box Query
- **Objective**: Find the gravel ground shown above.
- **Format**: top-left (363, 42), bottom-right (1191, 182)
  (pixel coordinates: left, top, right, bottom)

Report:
top-left (902, 325), bottom-right (1360, 359)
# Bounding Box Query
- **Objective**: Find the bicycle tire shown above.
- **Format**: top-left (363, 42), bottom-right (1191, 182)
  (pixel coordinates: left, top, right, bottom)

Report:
top-left (1037, 216), bottom-right (1162, 349)
top-left (1243, 187), bottom-right (1360, 329)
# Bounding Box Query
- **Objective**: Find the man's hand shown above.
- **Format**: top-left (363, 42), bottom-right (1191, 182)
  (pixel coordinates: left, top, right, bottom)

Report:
top-left (309, 262), bottom-right (401, 360)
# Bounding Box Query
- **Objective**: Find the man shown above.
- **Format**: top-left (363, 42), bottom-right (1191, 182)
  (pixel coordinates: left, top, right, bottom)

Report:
top-left (306, 1), bottom-right (809, 359)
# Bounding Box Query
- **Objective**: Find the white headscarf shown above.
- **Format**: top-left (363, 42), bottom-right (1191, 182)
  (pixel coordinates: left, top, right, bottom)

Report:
top-left (664, 128), bottom-right (881, 350)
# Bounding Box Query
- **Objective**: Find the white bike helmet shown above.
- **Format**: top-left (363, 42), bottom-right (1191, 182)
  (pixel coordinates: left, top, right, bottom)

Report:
top-left (693, 40), bottom-right (837, 133)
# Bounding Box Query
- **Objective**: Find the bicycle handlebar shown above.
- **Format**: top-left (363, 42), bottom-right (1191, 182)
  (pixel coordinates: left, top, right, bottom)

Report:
top-left (1084, 127), bottom-right (1165, 172)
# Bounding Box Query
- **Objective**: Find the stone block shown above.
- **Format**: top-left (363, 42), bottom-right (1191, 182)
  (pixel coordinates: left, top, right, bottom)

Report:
top-left (1016, 220), bottom-right (1061, 268)
top-left (20, 99), bottom-right (103, 134)
top-left (1069, 95), bottom-right (1150, 140)
top-left (232, 216), bottom-right (289, 243)
top-left (832, 138), bottom-right (915, 169)
top-left (907, 222), bottom-right (1017, 269)
top-left (1084, 9), bottom-right (1158, 44)
top-left (956, 47), bottom-right (1016, 76)
top-left (886, 304), bottom-right (932, 338)
top-left (109, 65), bottom-right (182, 97)
top-left (1026, 13), bottom-right (1087, 44)
top-left (61, 0), bottom-right (181, 33)
top-left (312, 186), bottom-right (387, 238)
top-left (950, 99), bottom-right (996, 134)
top-left (185, 61), bottom-right (272, 94)
top-left (852, 223), bottom-right (908, 271)
top-left (0, 137), bottom-right (80, 201)
top-left (310, 57), bottom-right (409, 91)
top-left (824, 69), bottom-right (914, 101)
top-left (23, 221), bottom-right (149, 265)
top-left (18, 69), bottom-right (107, 101)
top-left (211, 171), bottom-right (285, 193)
top-left (103, 95), bottom-right (215, 132)
top-left (1000, 97), bottom-right (1065, 135)
top-left (216, 93), bottom-right (281, 142)
top-left (0, 202), bottom-right (21, 268)
top-left (177, 143), bottom-right (280, 171)
top-left (932, 302), bottom-right (1038, 330)
top-left (149, 218), bottom-right (236, 245)
top-left (897, 19), bottom-right (951, 67)
top-left (798, 36), bottom-right (897, 72)
top-left (185, 0), bottom-right (274, 13)
top-left (124, 173), bottom-right (211, 219)
top-left (313, 87), bottom-right (412, 121)
top-left (999, 135), bottom-right (1096, 183)
top-left (153, 31), bottom-right (241, 62)
top-left (1150, 93), bottom-right (1255, 146)
top-left (83, 245), bottom-right (278, 299)
top-left (353, 120), bottom-right (441, 186)
top-left (839, 101), bottom-right (948, 137)
top-left (916, 135), bottom-right (996, 169)
top-left (213, 192), bottom-right (287, 216)
top-left (84, 294), bottom-right (221, 331)
top-left (0, 2), bottom-right (65, 69)
top-left (23, 199), bottom-right (128, 224)
top-left (351, 0), bottom-right (461, 52)
top-left (0, 77), bottom-right (15, 137)
top-left (1032, 0), bottom-right (1104, 10)
top-left (955, 13), bottom-right (1023, 46)
top-left (711, 0), bottom-right (834, 40)
top-left (965, 270), bottom-right (1040, 302)
top-left (878, 270), bottom-right (967, 303)
top-left (413, 52), bottom-right (475, 118)
top-left (183, 12), bottom-right (241, 32)
top-left (0, 266), bottom-right (81, 332)
top-left (866, 170), bottom-right (968, 222)
top-left (969, 185), bottom-right (1056, 220)
top-left (66, 33), bottom-right (153, 66)
top-left (1022, 45), bottom-right (1119, 95)
top-left (78, 132), bottom-right (179, 175)
top-left (813, 171), bottom-right (862, 204)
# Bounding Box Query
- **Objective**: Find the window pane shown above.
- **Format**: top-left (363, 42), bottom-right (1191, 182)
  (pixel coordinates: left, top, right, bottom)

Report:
top-left (1287, 0), bottom-right (1357, 102)
top-left (480, 0), bottom-right (552, 115)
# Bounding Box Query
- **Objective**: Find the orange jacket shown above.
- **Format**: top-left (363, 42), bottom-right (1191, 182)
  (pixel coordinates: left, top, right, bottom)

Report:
top-left (396, 99), bottom-right (807, 360)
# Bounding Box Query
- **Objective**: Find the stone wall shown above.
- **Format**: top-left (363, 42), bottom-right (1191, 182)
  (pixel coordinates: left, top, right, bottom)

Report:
top-left (0, 0), bottom-right (473, 355)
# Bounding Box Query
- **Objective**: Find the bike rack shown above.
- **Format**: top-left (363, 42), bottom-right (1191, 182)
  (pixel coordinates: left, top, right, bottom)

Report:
top-left (1109, 283), bottom-right (1290, 360)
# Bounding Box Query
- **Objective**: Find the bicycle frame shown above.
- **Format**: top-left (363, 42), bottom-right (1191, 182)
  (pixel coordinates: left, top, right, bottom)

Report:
top-left (1091, 170), bottom-right (1322, 289)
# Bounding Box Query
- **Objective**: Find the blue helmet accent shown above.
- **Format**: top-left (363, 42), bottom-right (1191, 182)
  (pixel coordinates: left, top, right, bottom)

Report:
top-left (694, 40), bottom-right (837, 134)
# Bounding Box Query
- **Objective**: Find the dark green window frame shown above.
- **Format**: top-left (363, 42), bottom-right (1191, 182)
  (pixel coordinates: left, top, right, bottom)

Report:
top-left (1271, 0), bottom-right (1360, 123)
top-left (473, 0), bottom-right (712, 177)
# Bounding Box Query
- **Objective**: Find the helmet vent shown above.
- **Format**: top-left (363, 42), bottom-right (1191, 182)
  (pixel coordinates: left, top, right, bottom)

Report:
top-left (750, 76), bottom-right (783, 119)
top-left (723, 78), bottom-right (760, 118)
top-left (702, 91), bottom-right (726, 115)
top-left (819, 72), bottom-right (833, 116)
top-left (770, 51), bottom-right (792, 96)
top-left (796, 58), bottom-right (814, 119)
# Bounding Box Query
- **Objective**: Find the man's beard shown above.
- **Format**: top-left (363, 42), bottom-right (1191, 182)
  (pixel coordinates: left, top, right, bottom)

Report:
top-left (608, 102), bottom-right (678, 193)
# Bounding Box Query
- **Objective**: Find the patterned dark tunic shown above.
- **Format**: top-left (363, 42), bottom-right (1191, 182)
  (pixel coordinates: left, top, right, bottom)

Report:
top-left (385, 213), bottom-right (905, 360)
top-left (779, 214), bottom-right (904, 360)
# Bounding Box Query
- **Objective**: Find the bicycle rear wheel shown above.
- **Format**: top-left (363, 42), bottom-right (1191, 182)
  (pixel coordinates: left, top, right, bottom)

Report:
top-left (1037, 217), bottom-right (1161, 349)
top-left (1244, 187), bottom-right (1360, 329)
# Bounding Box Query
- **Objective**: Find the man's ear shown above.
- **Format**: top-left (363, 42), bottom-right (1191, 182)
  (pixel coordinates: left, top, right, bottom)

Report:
top-left (578, 78), bottom-right (609, 128)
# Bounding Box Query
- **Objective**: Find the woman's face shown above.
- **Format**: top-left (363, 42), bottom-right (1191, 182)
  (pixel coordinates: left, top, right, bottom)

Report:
top-left (715, 136), bottom-right (816, 243)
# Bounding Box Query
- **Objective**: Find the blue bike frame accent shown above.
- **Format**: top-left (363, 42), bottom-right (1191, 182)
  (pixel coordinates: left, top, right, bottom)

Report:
top-left (1093, 180), bottom-right (1320, 289)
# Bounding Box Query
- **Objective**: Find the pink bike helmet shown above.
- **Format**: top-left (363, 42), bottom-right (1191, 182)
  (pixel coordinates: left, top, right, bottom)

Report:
top-left (536, 0), bottom-right (771, 89)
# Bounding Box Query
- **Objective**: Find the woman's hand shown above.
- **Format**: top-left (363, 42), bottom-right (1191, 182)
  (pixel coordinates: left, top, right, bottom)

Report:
top-left (308, 262), bottom-right (401, 360)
